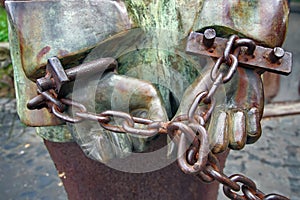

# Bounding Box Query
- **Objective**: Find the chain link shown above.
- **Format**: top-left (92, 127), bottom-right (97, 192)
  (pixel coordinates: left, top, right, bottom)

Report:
top-left (211, 54), bottom-right (238, 83)
top-left (27, 32), bottom-right (289, 200)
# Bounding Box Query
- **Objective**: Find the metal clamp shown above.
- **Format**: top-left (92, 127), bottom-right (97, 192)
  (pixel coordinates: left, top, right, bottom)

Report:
top-left (186, 30), bottom-right (292, 75)
top-left (36, 57), bottom-right (117, 96)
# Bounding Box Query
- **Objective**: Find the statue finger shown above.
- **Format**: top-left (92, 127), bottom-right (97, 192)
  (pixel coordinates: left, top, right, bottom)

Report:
top-left (246, 107), bottom-right (262, 144)
top-left (208, 110), bottom-right (229, 154)
top-left (228, 110), bottom-right (247, 150)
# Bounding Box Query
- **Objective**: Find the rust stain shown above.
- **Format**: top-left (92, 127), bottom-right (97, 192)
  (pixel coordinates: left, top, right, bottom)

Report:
top-left (16, 6), bottom-right (26, 75)
top-left (234, 68), bottom-right (248, 107)
top-left (37, 46), bottom-right (51, 65)
top-left (270, 1), bottom-right (287, 47)
top-left (18, 30), bottom-right (25, 71)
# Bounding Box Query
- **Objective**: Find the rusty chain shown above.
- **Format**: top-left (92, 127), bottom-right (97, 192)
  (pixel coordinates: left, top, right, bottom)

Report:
top-left (27, 32), bottom-right (289, 200)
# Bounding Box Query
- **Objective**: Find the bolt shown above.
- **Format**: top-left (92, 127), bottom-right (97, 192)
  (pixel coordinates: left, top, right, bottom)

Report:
top-left (203, 29), bottom-right (216, 48)
top-left (269, 47), bottom-right (285, 63)
top-left (37, 77), bottom-right (55, 92)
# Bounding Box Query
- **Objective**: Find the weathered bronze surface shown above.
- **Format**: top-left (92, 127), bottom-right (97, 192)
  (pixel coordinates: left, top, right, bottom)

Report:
top-left (6, 1), bottom-right (292, 199)
top-left (6, 0), bottom-right (289, 159)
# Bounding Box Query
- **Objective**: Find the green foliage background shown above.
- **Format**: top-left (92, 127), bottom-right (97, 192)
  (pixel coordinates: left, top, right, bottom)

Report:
top-left (0, 7), bottom-right (13, 97)
top-left (0, 7), bottom-right (8, 42)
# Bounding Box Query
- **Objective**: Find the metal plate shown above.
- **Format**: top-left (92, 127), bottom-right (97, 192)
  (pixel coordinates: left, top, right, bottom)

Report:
top-left (186, 32), bottom-right (292, 75)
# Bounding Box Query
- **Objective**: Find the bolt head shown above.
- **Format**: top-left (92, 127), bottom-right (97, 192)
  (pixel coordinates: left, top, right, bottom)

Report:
top-left (269, 47), bottom-right (285, 63)
top-left (273, 47), bottom-right (285, 59)
top-left (203, 29), bottom-right (216, 48)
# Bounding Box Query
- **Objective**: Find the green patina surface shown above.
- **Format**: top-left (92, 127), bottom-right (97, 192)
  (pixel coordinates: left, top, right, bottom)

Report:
top-left (6, 1), bottom-right (289, 161)
top-left (36, 125), bottom-right (73, 143)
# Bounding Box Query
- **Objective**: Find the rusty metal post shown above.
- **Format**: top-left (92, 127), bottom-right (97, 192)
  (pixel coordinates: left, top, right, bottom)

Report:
top-left (44, 136), bottom-right (229, 200)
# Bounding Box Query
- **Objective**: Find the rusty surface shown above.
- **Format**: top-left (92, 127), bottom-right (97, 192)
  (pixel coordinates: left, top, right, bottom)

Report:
top-left (37, 57), bottom-right (117, 94)
top-left (2, 2), bottom-right (288, 198)
top-left (27, 35), bottom-right (279, 199)
top-left (5, 0), bottom-right (290, 79)
top-left (44, 137), bottom-right (229, 200)
top-left (186, 32), bottom-right (292, 75)
top-left (5, 12), bottom-right (63, 126)
top-left (5, 0), bottom-right (130, 79)
top-left (6, 0), bottom-right (289, 128)
top-left (195, 0), bottom-right (289, 48)
top-left (27, 30), bottom-right (266, 164)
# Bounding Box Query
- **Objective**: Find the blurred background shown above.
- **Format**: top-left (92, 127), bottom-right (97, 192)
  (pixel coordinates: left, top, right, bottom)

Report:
top-left (0, 1), bottom-right (299, 200)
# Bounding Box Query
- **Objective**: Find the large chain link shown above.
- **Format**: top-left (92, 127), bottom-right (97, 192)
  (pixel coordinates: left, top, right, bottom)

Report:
top-left (28, 33), bottom-right (289, 200)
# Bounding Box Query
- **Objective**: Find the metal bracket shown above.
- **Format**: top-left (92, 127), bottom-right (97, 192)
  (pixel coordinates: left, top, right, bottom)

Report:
top-left (36, 57), bottom-right (117, 96)
top-left (27, 57), bottom-right (117, 110)
top-left (186, 31), bottom-right (292, 75)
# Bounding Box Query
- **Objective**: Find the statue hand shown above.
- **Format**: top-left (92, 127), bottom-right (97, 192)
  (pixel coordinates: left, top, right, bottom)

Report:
top-left (174, 66), bottom-right (263, 154)
top-left (68, 73), bottom-right (168, 163)
top-left (208, 67), bottom-right (263, 153)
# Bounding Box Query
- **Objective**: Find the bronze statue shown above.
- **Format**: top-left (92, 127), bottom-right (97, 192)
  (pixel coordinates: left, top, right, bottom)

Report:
top-left (5, 0), bottom-right (289, 199)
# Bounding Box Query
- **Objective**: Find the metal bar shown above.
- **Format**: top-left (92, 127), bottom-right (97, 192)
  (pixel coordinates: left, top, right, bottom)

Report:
top-left (37, 57), bottom-right (117, 92)
top-left (186, 32), bottom-right (292, 75)
top-left (263, 101), bottom-right (300, 118)
top-left (65, 57), bottom-right (117, 81)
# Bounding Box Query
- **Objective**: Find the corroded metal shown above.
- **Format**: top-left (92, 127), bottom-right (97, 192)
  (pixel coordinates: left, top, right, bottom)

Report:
top-left (6, 14), bottom-right (63, 126)
top-left (6, 1), bottom-right (130, 79)
top-left (29, 32), bottom-right (265, 158)
top-left (6, 0), bottom-right (289, 159)
top-left (6, 1), bottom-right (291, 199)
top-left (30, 86), bottom-right (289, 199)
top-left (43, 139), bottom-right (228, 199)
top-left (6, 0), bottom-right (289, 129)
top-left (203, 29), bottom-right (216, 48)
top-left (37, 57), bottom-right (117, 94)
top-left (26, 34), bottom-right (289, 198)
top-left (195, 0), bottom-right (289, 48)
top-left (5, 0), bottom-right (131, 127)
top-left (186, 32), bottom-right (292, 75)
